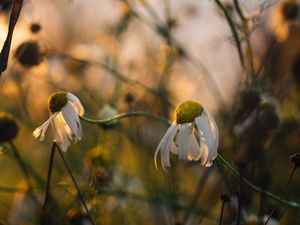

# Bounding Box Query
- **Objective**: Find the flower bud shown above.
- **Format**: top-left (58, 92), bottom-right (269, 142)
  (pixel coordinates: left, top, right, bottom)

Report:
top-left (220, 194), bottom-right (231, 203)
top-left (0, 112), bottom-right (19, 143)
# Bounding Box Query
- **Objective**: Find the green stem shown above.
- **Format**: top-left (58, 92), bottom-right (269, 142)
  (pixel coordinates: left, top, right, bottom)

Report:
top-left (214, 0), bottom-right (245, 67)
top-left (56, 146), bottom-right (95, 225)
top-left (42, 142), bottom-right (56, 211)
top-left (216, 155), bottom-right (300, 209)
top-left (79, 111), bottom-right (171, 126)
top-left (264, 165), bottom-right (297, 224)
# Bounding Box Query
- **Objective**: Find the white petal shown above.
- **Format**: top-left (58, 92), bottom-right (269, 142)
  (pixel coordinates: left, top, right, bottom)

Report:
top-left (61, 104), bottom-right (82, 141)
top-left (154, 122), bottom-right (177, 169)
top-left (202, 109), bottom-right (219, 150)
top-left (52, 116), bottom-right (70, 152)
top-left (195, 116), bottom-right (215, 161)
top-left (33, 113), bottom-right (58, 141)
top-left (66, 92), bottom-right (84, 116)
top-left (200, 143), bottom-right (209, 166)
top-left (178, 123), bottom-right (191, 160)
top-left (170, 142), bottom-right (179, 155)
top-left (188, 130), bottom-right (201, 161)
top-left (160, 124), bottom-right (178, 171)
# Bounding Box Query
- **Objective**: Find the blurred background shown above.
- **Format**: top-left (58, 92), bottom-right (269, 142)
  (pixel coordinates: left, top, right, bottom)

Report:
top-left (0, 0), bottom-right (299, 224)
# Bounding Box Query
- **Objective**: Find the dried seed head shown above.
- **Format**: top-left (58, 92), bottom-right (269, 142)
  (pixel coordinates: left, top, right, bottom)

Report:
top-left (30, 23), bottom-right (42, 34)
top-left (0, 0), bottom-right (12, 12)
top-left (290, 153), bottom-right (300, 168)
top-left (0, 112), bottom-right (19, 143)
top-left (15, 41), bottom-right (42, 67)
top-left (257, 103), bottom-right (280, 130)
top-left (47, 91), bottom-right (68, 114)
top-left (124, 92), bottom-right (134, 105)
top-left (220, 194), bottom-right (231, 203)
top-left (234, 89), bottom-right (261, 124)
top-left (175, 100), bottom-right (203, 124)
top-left (282, 0), bottom-right (299, 21)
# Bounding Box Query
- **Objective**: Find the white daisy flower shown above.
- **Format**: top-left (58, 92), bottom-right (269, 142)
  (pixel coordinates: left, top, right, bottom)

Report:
top-left (154, 100), bottom-right (219, 171)
top-left (33, 91), bottom-right (84, 151)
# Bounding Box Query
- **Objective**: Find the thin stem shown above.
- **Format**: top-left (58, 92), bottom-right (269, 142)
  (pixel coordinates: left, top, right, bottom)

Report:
top-left (219, 201), bottom-right (226, 225)
top-left (264, 165), bottom-right (297, 225)
top-left (9, 141), bottom-right (33, 190)
top-left (80, 111), bottom-right (171, 126)
top-left (56, 146), bottom-right (96, 225)
top-left (216, 155), bottom-right (300, 209)
top-left (236, 167), bottom-right (244, 225)
top-left (214, 0), bottom-right (245, 68)
top-left (233, 0), bottom-right (246, 21)
top-left (42, 142), bottom-right (56, 211)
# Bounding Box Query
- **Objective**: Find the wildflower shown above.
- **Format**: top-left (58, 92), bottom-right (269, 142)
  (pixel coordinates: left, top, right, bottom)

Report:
top-left (0, 112), bottom-right (19, 143)
top-left (33, 91), bottom-right (84, 151)
top-left (154, 100), bottom-right (219, 170)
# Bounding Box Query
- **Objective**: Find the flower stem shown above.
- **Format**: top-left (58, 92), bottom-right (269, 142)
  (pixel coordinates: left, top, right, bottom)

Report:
top-left (56, 145), bottom-right (96, 225)
top-left (236, 167), bottom-right (244, 225)
top-left (214, 0), bottom-right (245, 68)
top-left (219, 201), bottom-right (226, 225)
top-left (80, 111), bottom-right (171, 126)
top-left (264, 165), bottom-right (297, 225)
top-left (42, 142), bottom-right (56, 211)
top-left (216, 154), bottom-right (300, 209)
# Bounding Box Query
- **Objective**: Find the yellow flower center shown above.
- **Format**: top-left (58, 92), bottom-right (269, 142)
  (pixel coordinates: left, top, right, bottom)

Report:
top-left (48, 91), bottom-right (68, 114)
top-left (175, 100), bottom-right (204, 124)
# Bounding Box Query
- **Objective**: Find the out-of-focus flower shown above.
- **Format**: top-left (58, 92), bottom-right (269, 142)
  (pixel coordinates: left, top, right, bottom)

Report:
top-left (233, 89), bottom-right (261, 124)
top-left (0, 112), bottom-right (19, 143)
top-left (33, 91), bottom-right (84, 151)
top-left (98, 104), bottom-right (118, 128)
top-left (15, 41), bottom-right (43, 67)
top-left (154, 100), bottom-right (219, 170)
top-left (269, 0), bottom-right (300, 42)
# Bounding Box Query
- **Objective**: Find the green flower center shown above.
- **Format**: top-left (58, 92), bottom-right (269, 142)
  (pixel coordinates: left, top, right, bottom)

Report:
top-left (175, 100), bottom-right (204, 124)
top-left (48, 91), bottom-right (68, 114)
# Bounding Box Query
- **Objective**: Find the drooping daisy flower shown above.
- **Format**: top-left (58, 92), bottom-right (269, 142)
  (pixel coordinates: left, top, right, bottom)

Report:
top-left (33, 91), bottom-right (84, 151)
top-left (154, 100), bottom-right (219, 170)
